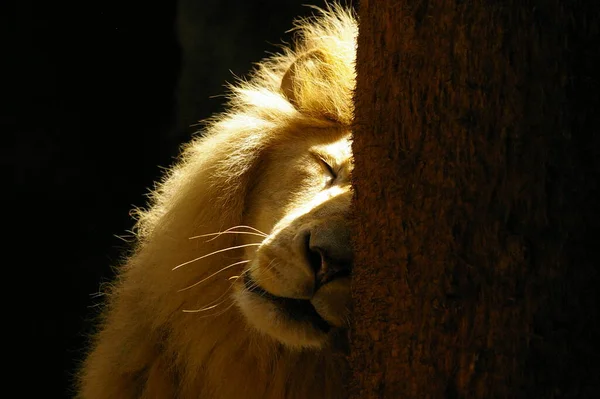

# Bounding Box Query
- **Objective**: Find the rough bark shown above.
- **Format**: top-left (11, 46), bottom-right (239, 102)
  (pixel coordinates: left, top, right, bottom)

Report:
top-left (350, 1), bottom-right (599, 398)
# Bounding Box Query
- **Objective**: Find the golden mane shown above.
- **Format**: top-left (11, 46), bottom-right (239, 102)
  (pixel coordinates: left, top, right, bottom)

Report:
top-left (78, 4), bottom-right (357, 398)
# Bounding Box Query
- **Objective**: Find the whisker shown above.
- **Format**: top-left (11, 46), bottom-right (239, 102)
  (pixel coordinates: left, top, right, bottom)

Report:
top-left (182, 301), bottom-right (226, 313)
top-left (249, 259), bottom-right (278, 286)
top-left (194, 302), bottom-right (236, 319)
top-left (181, 277), bottom-right (242, 315)
top-left (189, 231), bottom-right (267, 242)
top-left (180, 269), bottom-right (249, 312)
top-left (172, 243), bottom-right (261, 271)
top-left (188, 225), bottom-right (268, 242)
top-left (225, 225), bottom-right (268, 236)
top-left (243, 274), bottom-right (268, 294)
top-left (263, 259), bottom-right (277, 273)
top-left (178, 260), bottom-right (250, 292)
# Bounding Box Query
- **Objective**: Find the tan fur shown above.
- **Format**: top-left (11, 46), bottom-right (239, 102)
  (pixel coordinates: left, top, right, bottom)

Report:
top-left (78, 5), bottom-right (357, 398)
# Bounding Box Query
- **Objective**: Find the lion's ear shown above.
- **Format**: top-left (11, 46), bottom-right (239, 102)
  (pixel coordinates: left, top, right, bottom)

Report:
top-left (279, 47), bottom-right (353, 124)
top-left (280, 49), bottom-right (331, 111)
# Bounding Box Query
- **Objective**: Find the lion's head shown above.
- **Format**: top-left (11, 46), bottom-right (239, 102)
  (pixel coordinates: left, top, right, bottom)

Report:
top-left (237, 130), bottom-right (353, 348)
top-left (79, 5), bottom-right (357, 399)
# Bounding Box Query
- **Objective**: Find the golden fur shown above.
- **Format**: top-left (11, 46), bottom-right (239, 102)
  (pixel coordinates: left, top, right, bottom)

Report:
top-left (78, 5), bottom-right (357, 398)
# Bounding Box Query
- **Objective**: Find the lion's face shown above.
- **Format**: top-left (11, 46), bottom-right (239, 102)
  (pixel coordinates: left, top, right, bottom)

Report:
top-left (234, 132), bottom-right (353, 349)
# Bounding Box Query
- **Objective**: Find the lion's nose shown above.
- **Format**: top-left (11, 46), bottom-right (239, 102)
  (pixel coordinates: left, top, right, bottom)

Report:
top-left (302, 219), bottom-right (353, 289)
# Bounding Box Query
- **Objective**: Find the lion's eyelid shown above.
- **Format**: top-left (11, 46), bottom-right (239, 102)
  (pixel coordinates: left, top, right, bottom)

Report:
top-left (310, 152), bottom-right (337, 179)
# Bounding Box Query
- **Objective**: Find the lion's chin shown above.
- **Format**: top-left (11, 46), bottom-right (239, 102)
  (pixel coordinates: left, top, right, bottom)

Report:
top-left (233, 276), bottom-right (332, 349)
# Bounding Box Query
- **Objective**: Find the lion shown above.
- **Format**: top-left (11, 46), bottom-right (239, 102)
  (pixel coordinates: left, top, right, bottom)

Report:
top-left (78, 5), bottom-right (357, 399)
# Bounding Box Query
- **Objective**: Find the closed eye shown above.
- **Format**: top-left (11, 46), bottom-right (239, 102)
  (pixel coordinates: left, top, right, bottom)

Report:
top-left (314, 155), bottom-right (337, 186)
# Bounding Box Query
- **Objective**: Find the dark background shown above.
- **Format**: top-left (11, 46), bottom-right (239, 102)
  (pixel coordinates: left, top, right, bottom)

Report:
top-left (6, 0), bottom-right (342, 396)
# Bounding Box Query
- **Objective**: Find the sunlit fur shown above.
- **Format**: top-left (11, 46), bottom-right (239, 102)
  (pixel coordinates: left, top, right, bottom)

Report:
top-left (78, 4), bottom-right (357, 399)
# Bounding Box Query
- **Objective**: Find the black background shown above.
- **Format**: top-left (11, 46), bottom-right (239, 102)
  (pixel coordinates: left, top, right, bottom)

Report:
top-left (6, 0), bottom-right (340, 396)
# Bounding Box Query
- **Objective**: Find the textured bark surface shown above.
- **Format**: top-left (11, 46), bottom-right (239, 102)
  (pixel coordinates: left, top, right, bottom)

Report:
top-left (350, 1), bottom-right (599, 398)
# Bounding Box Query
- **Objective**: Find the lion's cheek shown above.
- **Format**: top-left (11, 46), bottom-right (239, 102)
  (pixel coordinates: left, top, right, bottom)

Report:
top-left (249, 246), bottom-right (314, 300)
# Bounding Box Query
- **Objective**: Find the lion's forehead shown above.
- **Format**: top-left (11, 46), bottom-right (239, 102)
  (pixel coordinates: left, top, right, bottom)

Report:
top-left (312, 137), bottom-right (352, 161)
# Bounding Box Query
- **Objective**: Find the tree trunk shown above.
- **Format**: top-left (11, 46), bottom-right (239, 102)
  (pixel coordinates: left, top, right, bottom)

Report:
top-left (350, 1), bottom-right (599, 398)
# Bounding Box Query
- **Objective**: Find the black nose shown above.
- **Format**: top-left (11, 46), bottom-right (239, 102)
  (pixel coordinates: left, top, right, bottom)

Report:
top-left (304, 227), bottom-right (353, 289)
